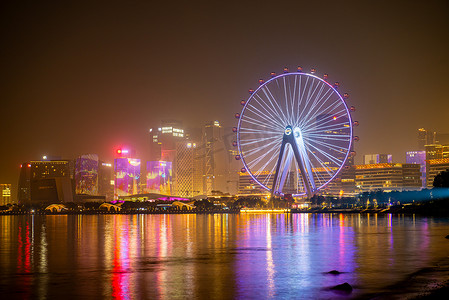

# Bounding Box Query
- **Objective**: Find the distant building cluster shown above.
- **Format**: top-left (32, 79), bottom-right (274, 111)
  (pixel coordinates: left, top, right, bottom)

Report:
top-left (4, 125), bottom-right (449, 206)
top-left (13, 120), bottom-right (241, 205)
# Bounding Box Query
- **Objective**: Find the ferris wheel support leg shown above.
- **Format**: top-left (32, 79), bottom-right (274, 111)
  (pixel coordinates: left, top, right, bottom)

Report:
top-left (289, 136), bottom-right (314, 198)
top-left (270, 141), bottom-right (287, 198)
top-left (270, 127), bottom-right (314, 198)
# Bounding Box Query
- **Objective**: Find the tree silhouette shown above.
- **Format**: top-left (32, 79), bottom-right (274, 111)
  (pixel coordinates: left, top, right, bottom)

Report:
top-left (433, 169), bottom-right (449, 188)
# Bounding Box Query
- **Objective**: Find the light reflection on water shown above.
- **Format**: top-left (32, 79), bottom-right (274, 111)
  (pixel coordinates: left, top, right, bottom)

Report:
top-left (0, 213), bottom-right (448, 299)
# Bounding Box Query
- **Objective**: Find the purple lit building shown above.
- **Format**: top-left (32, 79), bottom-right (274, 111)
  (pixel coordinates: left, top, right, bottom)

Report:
top-left (114, 158), bottom-right (141, 199)
top-left (146, 161), bottom-right (172, 195)
top-left (75, 154), bottom-right (99, 195)
top-left (406, 151), bottom-right (426, 188)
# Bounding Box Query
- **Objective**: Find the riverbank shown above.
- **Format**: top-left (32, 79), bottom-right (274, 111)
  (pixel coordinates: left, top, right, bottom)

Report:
top-left (355, 255), bottom-right (449, 299)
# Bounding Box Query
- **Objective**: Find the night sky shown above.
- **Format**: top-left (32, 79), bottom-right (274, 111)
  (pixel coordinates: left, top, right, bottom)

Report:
top-left (1, 1), bottom-right (448, 196)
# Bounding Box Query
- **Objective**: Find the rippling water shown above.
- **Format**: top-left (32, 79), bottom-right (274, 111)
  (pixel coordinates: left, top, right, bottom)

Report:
top-left (1, 213), bottom-right (449, 299)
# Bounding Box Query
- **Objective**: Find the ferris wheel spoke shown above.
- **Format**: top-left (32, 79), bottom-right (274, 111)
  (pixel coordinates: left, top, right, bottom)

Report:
top-left (241, 114), bottom-right (280, 131)
top-left (300, 94), bottom-right (339, 130)
top-left (258, 86), bottom-right (286, 122)
top-left (306, 143), bottom-right (344, 167)
top-left (303, 113), bottom-right (351, 133)
top-left (246, 148), bottom-right (278, 172)
top-left (307, 106), bottom-right (348, 129)
top-left (300, 89), bottom-right (335, 128)
top-left (244, 104), bottom-right (286, 130)
top-left (240, 135), bottom-right (281, 147)
top-left (243, 138), bottom-right (281, 158)
top-left (263, 85), bottom-right (289, 123)
top-left (297, 83), bottom-right (322, 128)
top-left (301, 80), bottom-right (321, 118)
top-left (306, 135), bottom-right (351, 143)
top-left (250, 93), bottom-right (286, 125)
top-left (306, 138), bottom-right (345, 158)
top-left (296, 75), bottom-right (308, 122)
top-left (253, 149), bottom-right (280, 179)
top-left (290, 76), bottom-right (297, 125)
top-left (310, 138), bottom-right (348, 154)
top-left (308, 150), bottom-right (336, 177)
top-left (307, 121), bottom-right (351, 134)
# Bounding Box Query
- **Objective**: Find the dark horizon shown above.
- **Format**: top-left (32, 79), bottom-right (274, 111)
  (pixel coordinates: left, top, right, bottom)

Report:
top-left (1, 1), bottom-right (449, 193)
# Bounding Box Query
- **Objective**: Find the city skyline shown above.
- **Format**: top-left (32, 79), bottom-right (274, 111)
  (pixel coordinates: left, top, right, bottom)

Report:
top-left (1, 1), bottom-right (448, 188)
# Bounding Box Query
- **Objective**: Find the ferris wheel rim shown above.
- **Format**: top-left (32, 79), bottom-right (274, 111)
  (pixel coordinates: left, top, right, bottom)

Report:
top-left (236, 71), bottom-right (353, 197)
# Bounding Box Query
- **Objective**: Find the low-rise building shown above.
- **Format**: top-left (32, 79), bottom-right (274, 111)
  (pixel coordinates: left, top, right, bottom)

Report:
top-left (426, 158), bottom-right (449, 188)
top-left (354, 163), bottom-right (421, 192)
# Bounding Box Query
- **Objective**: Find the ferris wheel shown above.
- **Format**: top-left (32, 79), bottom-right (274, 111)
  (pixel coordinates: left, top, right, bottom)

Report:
top-left (235, 67), bottom-right (357, 197)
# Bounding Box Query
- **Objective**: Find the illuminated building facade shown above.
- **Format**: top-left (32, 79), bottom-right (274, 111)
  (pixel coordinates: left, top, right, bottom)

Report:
top-left (0, 184), bottom-right (12, 205)
top-left (363, 154), bottom-right (392, 164)
top-left (146, 161), bottom-right (172, 195)
top-left (99, 162), bottom-right (114, 201)
top-left (75, 154), bottom-right (99, 195)
top-left (149, 120), bottom-right (185, 162)
top-left (238, 171), bottom-right (272, 195)
top-left (202, 120), bottom-right (230, 195)
top-left (175, 142), bottom-right (203, 197)
top-left (18, 160), bottom-right (74, 204)
top-left (425, 144), bottom-right (443, 160)
top-left (406, 151), bottom-right (426, 187)
top-left (418, 128), bottom-right (436, 150)
top-left (426, 158), bottom-right (449, 188)
top-left (354, 163), bottom-right (421, 192)
top-left (18, 163), bottom-right (31, 204)
top-left (114, 158), bottom-right (141, 199)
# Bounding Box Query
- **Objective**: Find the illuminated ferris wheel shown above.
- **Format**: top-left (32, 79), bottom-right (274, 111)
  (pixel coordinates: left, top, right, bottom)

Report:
top-left (234, 67), bottom-right (357, 197)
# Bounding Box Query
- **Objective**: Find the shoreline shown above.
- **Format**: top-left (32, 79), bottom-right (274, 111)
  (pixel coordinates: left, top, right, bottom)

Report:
top-left (355, 255), bottom-right (449, 299)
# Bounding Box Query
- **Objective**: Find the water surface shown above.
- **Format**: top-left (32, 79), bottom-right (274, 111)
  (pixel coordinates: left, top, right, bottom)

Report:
top-left (1, 213), bottom-right (448, 299)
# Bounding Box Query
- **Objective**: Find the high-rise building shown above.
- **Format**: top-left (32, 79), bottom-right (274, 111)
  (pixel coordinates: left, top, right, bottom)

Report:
top-left (146, 161), bottom-right (172, 195)
top-left (75, 154), bottom-right (99, 195)
top-left (98, 162), bottom-right (114, 201)
top-left (0, 184), bottom-right (12, 205)
top-left (363, 154), bottom-right (392, 164)
top-left (354, 163), bottom-right (421, 192)
top-left (114, 158), bottom-right (141, 199)
top-left (149, 120), bottom-right (186, 162)
top-left (18, 160), bottom-right (74, 204)
top-left (406, 151), bottom-right (426, 188)
top-left (202, 120), bottom-right (231, 195)
top-left (425, 144), bottom-right (443, 161)
top-left (418, 128), bottom-right (436, 150)
top-left (175, 142), bottom-right (203, 197)
top-left (427, 158), bottom-right (449, 188)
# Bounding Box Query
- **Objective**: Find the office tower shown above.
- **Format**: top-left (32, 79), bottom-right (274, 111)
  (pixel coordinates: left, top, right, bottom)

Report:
top-left (418, 128), bottom-right (436, 150)
top-left (75, 154), bottom-right (99, 195)
top-left (427, 158), bottom-right (449, 188)
top-left (146, 161), bottom-right (172, 195)
top-left (0, 184), bottom-right (12, 205)
top-left (354, 163), bottom-right (421, 192)
top-left (18, 160), bottom-right (73, 204)
top-left (149, 120), bottom-right (186, 162)
top-left (175, 142), bottom-right (203, 197)
top-left (18, 163), bottom-right (31, 204)
top-left (202, 120), bottom-right (230, 195)
top-left (114, 158), bottom-right (141, 199)
top-left (98, 162), bottom-right (114, 201)
top-left (425, 144), bottom-right (443, 160)
top-left (406, 151), bottom-right (426, 188)
top-left (363, 154), bottom-right (393, 164)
